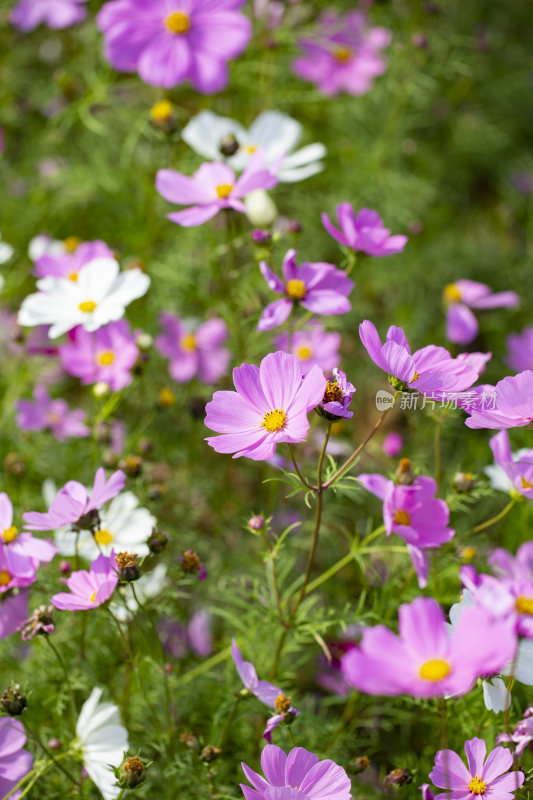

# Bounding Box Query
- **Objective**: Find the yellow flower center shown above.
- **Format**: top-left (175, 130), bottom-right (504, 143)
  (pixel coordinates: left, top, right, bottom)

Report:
top-left (78, 301), bottom-right (97, 313)
top-left (159, 388), bottom-right (176, 407)
top-left (244, 144), bottom-right (257, 154)
top-left (394, 510), bottom-right (411, 526)
top-left (468, 776), bottom-right (487, 795)
top-left (296, 345), bottom-right (312, 360)
top-left (89, 591), bottom-right (97, 602)
top-left (165, 10), bottom-right (190, 34)
top-left (150, 100), bottom-right (173, 122)
top-left (216, 183), bottom-right (233, 199)
top-left (97, 351), bottom-right (115, 366)
top-left (334, 46), bottom-right (352, 63)
top-left (2, 526), bottom-right (18, 543)
top-left (94, 529), bottom-right (114, 546)
top-left (419, 659), bottom-right (451, 681)
top-left (274, 693), bottom-right (292, 714)
top-left (47, 412), bottom-right (61, 425)
top-left (516, 596), bottom-right (533, 615)
top-left (444, 283), bottom-right (462, 303)
top-left (63, 236), bottom-right (81, 253)
top-left (262, 408), bottom-right (287, 432)
top-left (0, 570), bottom-right (11, 587)
top-left (461, 546), bottom-right (476, 561)
top-left (285, 279), bottom-right (306, 300)
top-left (521, 477), bottom-right (533, 489)
top-left (68, 272), bottom-right (79, 282)
top-left (180, 333), bottom-right (196, 352)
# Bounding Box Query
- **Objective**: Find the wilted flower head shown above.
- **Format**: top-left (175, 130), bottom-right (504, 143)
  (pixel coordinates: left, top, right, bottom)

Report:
top-left (19, 604), bottom-right (54, 640)
top-left (258, 249), bottom-right (354, 332)
top-left (240, 744), bottom-right (352, 800)
top-left (292, 10), bottom-right (391, 96)
top-left (156, 151), bottom-right (278, 227)
top-left (205, 351), bottom-right (326, 461)
top-left (322, 204), bottom-right (407, 256)
top-left (179, 549), bottom-right (207, 581)
top-left (97, 0), bottom-right (252, 93)
top-left (429, 738), bottom-right (523, 800)
top-left (443, 280), bottom-right (518, 345)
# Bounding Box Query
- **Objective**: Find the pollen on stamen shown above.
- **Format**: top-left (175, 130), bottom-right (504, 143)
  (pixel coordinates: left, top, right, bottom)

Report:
top-left (285, 279), bottom-right (306, 300)
top-left (0, 570), bottom-right (12, 586)
top-left (516, 596), bottom-right (533, 615)
top-left (410, 371), bottom-right (420, 383)
top-left (216, 184), bottom-right (233, 199)
top-left (2, 526), bottom-right (18, 543)
top-left (394, 509), bottom-right (411, 526)
top-left (165, 10), bottom-right (190, 34)
top-left (78, 300), bottom-right (97, 313)
top-left (262, 409), bottom-right (287, 432)
top-left (97, 351), bottom-right (115, 366)
top-left (89, 591), bottom-right (97, 602)
top-left (521, 477), bottom-right (533, 489)
top-left (418, 658), bottom-right (450, 681)
top-left (468, 776), bottom-right (487, 795)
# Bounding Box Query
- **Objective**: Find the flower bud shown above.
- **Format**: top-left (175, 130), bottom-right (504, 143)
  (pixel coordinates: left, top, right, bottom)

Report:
top-left (452, 472), bottom-right (475, 493)
top-left (0, 684), bottom-right (27, 716)
top-left (384, 768), bottom-right (412, 787)
top-left (252, 229), bottom-right (272, 245)
top-left (136, 332), bottom-right (153, 351)
top-left (148, 528), bottom-right (168, 554)
top-left (48, 738), bottom-right (61, 750)
top-left (119, 454), bottom-right (143, 478)
top-left (395, 458), bottom-right (415, 485)
top-left (287, 219), bottom-right (302, 234)
top-left (92, 382), bottom-right (110, 398)
top-left (59, 560), bottom-right (71, 575)
top-left (248, 514), bottom-right (265, 532)
top-left (118, 756), bottom-right (148, 789)
top-left (353, 756), bottom-right (370, 773)
top-left (115, 552), bottom-right (140, 583)
top-left (244, 189), bottom-right (277, 227)
top-left (219, 134), bottom-right (239, 157)
top-left (179, 549), bottom-right (207, 580)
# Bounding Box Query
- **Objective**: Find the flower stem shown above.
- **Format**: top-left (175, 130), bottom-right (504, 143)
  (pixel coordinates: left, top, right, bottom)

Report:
top-left (44, 636), bottom-right (77, 722)
top-left (320, 408), bottom-right (391, 490)
top-left (471, 497), bottom-right (517, 534)
top-left (23, 721), bottom-right (78, 786)
top-left (260, 529), bottom-right (286, 628)
top-left (288, 444), bottom-right (314, 491)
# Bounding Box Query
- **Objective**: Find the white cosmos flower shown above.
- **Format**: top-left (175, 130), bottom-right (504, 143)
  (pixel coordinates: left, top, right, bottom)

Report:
top-left (181, 110), bottom-right (326, 183)
top-left (18, 257), bottom-right (150, 339)
top-left (28, 234), bottom-right (65, 262)
top-left (110, 563), bottom-right (168, 622)
top-left (76, 688), bottom-right (128, 800)
top-left (0, 233), bottom-right (14, 265)
top-left (51, 487), bottom-right (156, 561)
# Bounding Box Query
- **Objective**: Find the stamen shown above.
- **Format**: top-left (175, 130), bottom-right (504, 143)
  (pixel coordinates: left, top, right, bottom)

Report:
top-left (274, 693), bottom-right (292, 714)
top-left (444, 283), bottom-right (462, 303)
top-left (468, 776), bottom-right (487, 795)
top-left (63, 236), bottom-right (81, 253)
top-left (2, 526), bottom-right (18, 543)
top-left (394, 510), bottom-right (411, 526)
top-left (516, 596), bottom-right (533, 615)
top-left (262, 409), bottom-right (287, 432)
top-left (334, 46), bottom-right (352, 63)
top-left (521, 477), bottom-right (533, 490)
top-left (285, 279), bottom-right (306, 300)
top-left (418, 659), bottom-right (450, 681)
top-left (68, 272), bottom-right (79, 282)
top-left (97, 351), bottom-right (115, 366)
top-left (165, 11), bottom-right (190, 34)
top-left (89, 591), bottom-right (97, 602)
top-left (94, 529), bottom-right (113, 546)
top-left (180, 333), bottom-right (196, 352)
top-left (0, 570), bottom-right (12, 587)
top-left (78, 301), bottom-right (97, 313)
top-left (296, 345), bottom-right (312, 360)
top-left (410, 371), bottom-right (420, 383)
top-left (323, 380), bottom-right (343, 404)
top-left (244, 144), bottom-right (257, 154)
top-left (216, 184), bottom-right (233, 199)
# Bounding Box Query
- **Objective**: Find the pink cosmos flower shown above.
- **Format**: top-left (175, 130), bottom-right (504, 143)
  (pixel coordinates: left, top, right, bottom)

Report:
top-left (156, 151), bottom-right (277, 227)
top-left (506, 327), bottom-right (533, 373)
top-left (322, 204), bottom-right (407, 256)
top-left (0, 718), bottom-right (33, 799)
top-left (205, 351), bottom-right (326, 461)
top-left (464, 371), bottom-right (533, 430)
top-left (97, 0), bottom-right (252, 92)
top-left (444, 280), bottom-right (519, 345)
top-left (487, 430), bottom-right (533, 499)
top-left (0, 590), bottom-right (29, 640)
top-left (155, 313), bottom-right (230, 384)
top-left (429, 738), bottom-right (524, 800)
top-left (292, 10), bottom-right (391, 96)
top-left (232, 639), bottom-right (300, 742)
top-left (59, 320), bottom-right (139, 391)
top-left (16, 385), bottom-right (90, 442)
top-left (341, 596), bottom-right (516, 698)
top-left (498, 708), bottom-right (533, 758)
top-left (34, 240), bottom-right (114, 281)
top-left (274, 322), bottom-right (341, 374)
top-left (357, 474), bottom-right (454, 588)
top-left (23, 468), bottom-right (126, 532)
top-left (360, 320), bottom-right (480, 398)
top-left (258, 249), bottom-right (354, 332)
top-left (240, 744), bottom-right (352, 800)
top-left (51, 552), bottom-right (119, 611)
top-left (11, 0), bottom-right (88, 31)
top-left (382, 432), bottom-right (403, 457)
top-left (0, 493), bottom-right (56, 582)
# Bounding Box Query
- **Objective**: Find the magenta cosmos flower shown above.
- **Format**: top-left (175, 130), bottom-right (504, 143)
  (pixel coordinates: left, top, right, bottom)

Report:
top-left (16, 385), bottom-right (90, 442)
top-left (97, 0), bottom-right (252, 92)
top-left (156, 152), bottom-right (277, 227)
top-left (52, 552), bottom-right (119, 610)
top-left (11, 0), bottom-right (88, 31)
top-left (341, 596), bottom-right (516, 698)
top-left (498, 708), bottom-right (533, 758)
top-left (322, 204), bottom-right (407, 257)
top-left (0, 718), bottom-right (33, 798)
top-left (258, 250), bottom-right (354, 332)
top-left (444, 280), bottom-right (519, 345)
top-left (23, 468), bottom-right (126, 531)
top-left (357, 474), bottom-right (454, 588)
top-left (0, 492), bottom-right (56, 580)
top-left (240, 744), bottom-right (351, 800)
top-left (319, 369), bottom-right (355, 420)
top-left (292, 10), bottom-right (391, 97)
top-left (156, 313), bottom-right (230, 384)
top-left (232, 639), bottom-right (300, 742)
top-left (34, 239), bottom-right (113, 281)
top-left (59, 320), bottom-right (139, 391)
top-left (205, 351), bottom-right (326, 461)
top-left (464, 371), bottom-right (533, 430)
top-left (360, 320), bottom-right (480, 397)
top-left (274, 322), bottom-right (341, 375)
top-left (430, 738), bottom-right (524, 800)
top-left (506, 327), bottom-right (533, 373)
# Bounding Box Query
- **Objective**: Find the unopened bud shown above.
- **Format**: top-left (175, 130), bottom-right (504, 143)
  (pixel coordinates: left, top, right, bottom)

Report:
top-left (201, 745), bottom-right (222, 763)
top-left (1, 684), bottom-right (27, 716)
top-left (92, 382), bottom-right (110, 398)
top-left (48, 738), bottom-right (61, 750)
top-left (219, 134), bottom-right (239, 157)
top-left (115, 552), bottom-right (140, 582)
top-left (136, 332), bottom-right (153, 351)
top-left (119, 454), bottom-right (143, 478)
top-left (59, 560), bottom-right (71, 575)
top-left (395, 458), bottom-right (415, 485)
top-left (353, 756), bottom-right (370, 773)
top-left (118, 755), bottom-right (148, 789)
top-left (452, 472), bottom-right (475, 493)
top-left (248, 514), bottom-right (265, 532)
top-left (252, 229), bottom-right (272, 245)
top-left (148, 528), bottom-right (168, 554)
